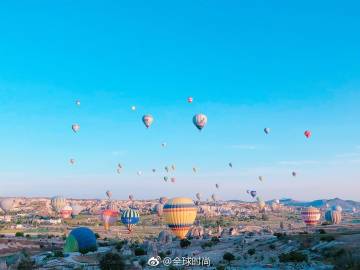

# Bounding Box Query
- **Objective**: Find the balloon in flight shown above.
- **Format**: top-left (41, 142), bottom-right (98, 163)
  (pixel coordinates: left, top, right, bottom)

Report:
top-left (264, 128), bottom-right (270, 134)
top-left (121, 209), bottom-right (140, 232)
top-left (72, 124), bottom-right (80, 133)
top-left (301, 207), bottom-right (321, 226)
top-left (304, 130), bottom-right (312, 139)
top-left (142, 114), bottom-right (154, 128)
top-left (250, 191), bottom-right (257, 198)
top-left (187, 97), bottom-right (193, 103)
top-left (193, 114), bottom-right (207, 130)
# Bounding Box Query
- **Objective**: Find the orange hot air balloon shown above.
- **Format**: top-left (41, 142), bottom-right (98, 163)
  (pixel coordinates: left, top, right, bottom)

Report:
top-left (304, 130), bottom-right (312, 139)
top-left (301, 207), bottom-right (321, 226)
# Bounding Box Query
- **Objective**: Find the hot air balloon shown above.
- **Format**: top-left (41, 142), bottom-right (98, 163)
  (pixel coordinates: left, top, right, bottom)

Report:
top-left (142, 114), bottom-right (154, 128)
top-left (129, 195), bottom-right (134, 201)
top-left (264, 128), bottom-right (270, 135)
top-left (163, 197), bottom-right (197, 239)
top-left (196, 193), bottom-right (201, 201)
top-left (118, 163), bottom-right (122, 169)
top-left (229, 162), bottom-right (233, 168)
top-left (257, 197), bottom-right (266, 211)
top-left (60, 205), bottom-right (73, 219)
top-left (101, 209), bottom-right (119, 231)
top-left (106, 191), bottom-right (112, 200)
top-left (137, 171), bottom-right (142, 176)
top-left (152, 169), bottom-right (156, 173)
top-left (75, 100), bottom-right (81, 106)
top-left (116, 168), bottom-right (122, 174)
top-left (192, 167), bottom-right (197, 173)
top-left (301, 207), bottom-right (321, 226)
top-left (64, 227), bottom-right (97, 253)
top-left (211, 194), bottom-right (217, 202)
top-left (246, 190), bottom-right (250, 194)
top-left (274, 199), bottom-right (280, 204)
top-left (159, 197), bottom-right (168, 205)
top-left (171, 177), bottom-right (176, 183)
top-left (70, 204), bottom-right (83, 217)
top-left (352, 207), bottom-right (357, 213)
top-left (131, 106), bottom-right (136, 111)
top-left (304, 130), bottom-right (312, 139)
top-left (0, 198), bottom-right (15, 214)
top-left (250, 191), bottom-right (257, 198)
top-left (121, 209), bottom-right (140, 232)
top-left (72, 124), bottom-right (80, 133)
top-left (258, 176), bottom-right (263, 182)
top-left (187, 97), bottom-right (193, 103)
top-left (161, 142), bottom-right (167, 148)
top-left (292, 171), bottom-right (297, 177)
top-left (154, 204), bottom-right (164, 217)
top-left (107, 201), bottom-right (118, 211)
top-left (69, 158), bottom-right (75, 165)
top-left (51, 196), bottom-right (67, 214)
top-left (165, 166), bottom-right (169, 173)
top-left (215, 184), bottom-right (219, 189)
top-left (164, 176), bottom-right (168, 182)
top-left (193, 114), bottom-right (207, 131)
top-left (325, 210), bottom-right (342, 224)
top-left (171, 164), bottom-right (176, 171)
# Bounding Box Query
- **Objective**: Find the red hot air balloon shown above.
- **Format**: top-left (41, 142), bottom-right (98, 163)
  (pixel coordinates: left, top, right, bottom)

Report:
top-left (301, 207), bottom-right (321, 226)
top-left (304, 130), bottom-right (312, 139)
top-left (187, 97), bottom-right (193, 103)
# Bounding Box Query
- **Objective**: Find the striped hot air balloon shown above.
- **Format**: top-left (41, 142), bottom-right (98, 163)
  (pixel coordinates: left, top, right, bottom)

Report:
top-left (101, 209), bottom-right (119, 231)
top-left (60, 205), bottom-right (73, 219)
top-left (193, 114), bottom-right (207, 131)
top-left (163, 197), bottom-right (197, 239)
top-left (301, 207), bottom-right (321, 226)
top-left (325, 210), bottom-right (342, 224)
top-left (121, 209), bottom-right (140, 232)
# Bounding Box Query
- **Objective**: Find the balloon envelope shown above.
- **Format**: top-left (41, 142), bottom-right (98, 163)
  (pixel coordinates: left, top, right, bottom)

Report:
top-left (250, 191), bottom-right (257, 198)
top-left (142, 114), bottom-right (154, 128)
top-left (304, 130), bottom-right (312, 138)
top-left (301, 207), bottom-right (321, 226)
top-left (72, 124), bottom-right (80, 133)
top-left (0, 198), bottom-right (15, 213)
top-left (193, 114), bottom-right (207, 130)
top-left (325, 210), bottom-right (342, 224)
top-left (163, 197), bottom-right (197, 239)
top-left (264, 128), bottom-right (270, 134)
top-left (121, 209), bottom-right (140, 232)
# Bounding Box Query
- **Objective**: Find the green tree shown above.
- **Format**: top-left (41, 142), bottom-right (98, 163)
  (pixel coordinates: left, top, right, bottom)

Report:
top-left (223, 252), bottom-right (235, 264)
top-left (99, 253), bottom-right (125, 270)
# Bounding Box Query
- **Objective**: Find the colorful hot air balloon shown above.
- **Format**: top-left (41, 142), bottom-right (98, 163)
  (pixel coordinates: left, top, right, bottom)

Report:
top-left (325, 210), bottom-right (342, 224)
top-left (332, 205), bottom-right (343, 212)
top-left (101, 209), bottom-right (119, 231)
top-left (264, 128), bottom-right (270, 135)
top-left (193, 114), bottom-right (207, 131)
top-left (0, 198), bottom-right (15, 214)
top-left (72, 124), bottom-right (80, 133)
top-left (121, 209), bottom-right (140, 232)
top-left (250, 191), bottom-right (257, 198)
top-left (75, 100), bottom-right (81, 106)
top-left (60, 205), bottom-right (73, 219)
top-left (301, 207), bottom-right (321, 226)
top-left (187, 97), bottom-right (193, 103)
top-left (51, 196), bottom-right (67, 214)
top-left (163, 197), bottom-right (197, 239)
top-left (142, 114), bottom-right (154, 128)
top-left (304, 130), bottom-right (312, 139)
top-left (64, 227), bottom-right (97, 253)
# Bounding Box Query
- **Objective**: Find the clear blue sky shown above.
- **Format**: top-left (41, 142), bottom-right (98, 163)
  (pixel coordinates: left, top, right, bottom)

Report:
top-left (0, 1), bottom-right (359, 201)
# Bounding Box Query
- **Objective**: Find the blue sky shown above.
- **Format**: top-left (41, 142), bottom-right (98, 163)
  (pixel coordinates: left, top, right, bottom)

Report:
top-left (0, 1), bottom-right (359, 201)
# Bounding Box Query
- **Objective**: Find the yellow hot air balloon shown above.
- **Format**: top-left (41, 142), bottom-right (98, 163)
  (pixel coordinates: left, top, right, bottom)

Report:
top-left (163, 197), bottom-right (197, 239)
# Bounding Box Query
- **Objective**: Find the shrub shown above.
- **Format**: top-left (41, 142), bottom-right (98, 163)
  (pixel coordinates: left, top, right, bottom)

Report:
top-left (248, 248), bottom-right (256, 256)
top-left (25, 234), bottom-right (31, 238)
top-left (115, 241), bottom-right (125, 251)
top-left (211, 236), bottom-right (220, 244)
top-left (318, 229), bottom-right (326, 234)
top-left (99, 253), bottom-right (125, 270)
top-left (15, 232), bottom-right (24, 237)
top-left (134, 247), bottom-right (146, 256)
top-left (320, 235), bottom-right (335, 242)
top-left (180, 239), bottom-right (191, 248)
top-left (95, 233), bottom-right (100, 239)
top-left (273, 232), bottom-right (286, 239)
top-left (158, 251), bottom-right (166, 259)
top-left (279, 251), bottom-right (308, 263)
top-left (269, 244), bottom-right (276, 250)
top-left (223, 252), bottom-right (235, 264)
top-left (216, 265), bottom-right (226, 270)
top-left (53, 250), bottom-right (64, 257)
top-left (17, 257), bottom-right (35, 270)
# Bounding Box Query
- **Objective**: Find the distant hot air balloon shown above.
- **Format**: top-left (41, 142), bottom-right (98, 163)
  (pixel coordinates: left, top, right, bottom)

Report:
top-left (118, 164), bottom-right (122, 169)
top-left (257, 197), bottom-right (266, 211)
top-left (304, 130), bottom-right (312, 139)
top-left (129, 195), bottom-right (134, 201)
top-left (264, 128), bottom-right (270, 135)
top-left (75, 100), bottom-right (81, 106)
top-left (159, 197), bottom-right (168, 205)
top-left (171, 164), bottom-right (176, 171)
top-left (142, 114), bottom-right (154, 128)
top-left (228, 162), bottom-right (233, 168)
top-left (164, 176), bottom-right (168, 182)
top-left (131, 106), bottom-right (136, 111)
top-left (72, 124), bottom-right (80, 133)
top-left (60, 205), bottom-right (73, 219)
top-left (325, 210), bottom-right (342, 224)
top-left (137, 171), bottom-right (142, 176)
top-left (161, 142), bottom-right (167, 148)
top-left (0, 198), bottom-right (15, 214)
top-left (292, 171), bottom-right (297, 177)
top-left (196, 193), bottom-right (201, 201)
top-left (106, 191), bottom-right (112, 200)
top-left (165, 166), bottom-right (169, 173)
top-left (192, 167), bottom-right (197, 173)
top-left (121, 209), bottom-right (140, 232)
top-left (187, 97), bottom-right (193, 103)
top-left (258, 176), bottom-right (263, 182)
top-left (152, 169), bottom-right (156, 173)
top-left (215, 183), bottom-right (219, 189)
top-left (51, 196), bottom-right (67, 214)
top-left (69, 158), bottom-right (75, 165)
top-left (163, 197), bottom-right (197, 239)
top-left (274, 199), bottom-right (280, 204)
top-left (107, 201), bottom-right (118, 211)
top-left (211, 194), bottom-right (217, 202)
top-left (116, 168), bottom-right (122, 174)
top-left (102, 209), bottom-right (119, 231)
top-left (250, 191), bottom-right (257, 198)
top-left (352, 207), bottom-right (357, 213)
top-left (171, 177), bottom-right (176, 183)
top-left (332, 205), bottom-right (343, 212)
top-left (246, 190), bottom-right (250, 194)
top-left (193, 114), bottom-right (207, 131)
top-left (301, 207), bottom-right (321, 226)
